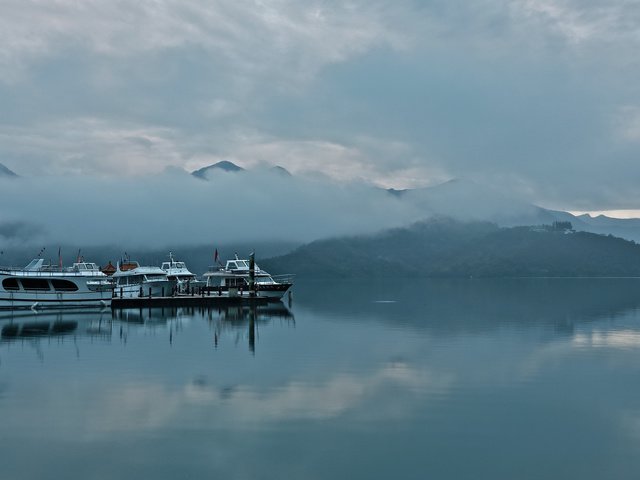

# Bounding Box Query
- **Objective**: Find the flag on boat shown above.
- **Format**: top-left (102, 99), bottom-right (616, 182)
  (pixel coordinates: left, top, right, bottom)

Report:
top-left (58, 247), bottom-right (62, 269)
top-left (214, 249), bottom-right (219, 263)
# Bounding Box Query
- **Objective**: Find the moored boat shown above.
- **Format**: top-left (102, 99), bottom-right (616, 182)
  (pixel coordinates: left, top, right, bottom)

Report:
top-left (0, 259), bottom-right (113, 309)
top-left (112, 261), bottom-right (175, 298)
top-left (203, 254), bottom-right (293, 300)
top-left (160, 252), bottom-right (205, 293)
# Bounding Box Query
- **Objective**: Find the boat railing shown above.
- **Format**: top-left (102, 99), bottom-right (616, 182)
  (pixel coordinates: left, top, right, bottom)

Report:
top-left (0, 265), bottom-right (63, 274)
top-left (0, 265), bottom-right (23, 273)
top-left (0, 265), bottom-right (103, 276)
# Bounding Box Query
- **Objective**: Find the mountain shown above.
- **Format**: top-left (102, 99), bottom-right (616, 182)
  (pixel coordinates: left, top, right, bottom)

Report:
top-left (263, 217), bottom-right (640, 278)
top-left (269, 165), bottom-right (292, 177)
top-left (0, 163), bottom-right (17, 177)
top-left (391, 178), bottom-right (640, 242)
top-left (192, 161), bottom-right (244, 179)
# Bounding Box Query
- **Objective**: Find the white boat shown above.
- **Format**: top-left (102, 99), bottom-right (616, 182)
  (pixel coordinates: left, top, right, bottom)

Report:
top-left (112, 261), bottom-right (175, 298)
top-left (160, 252), bottom-right (205, 293)
top-left (0, 259), bottom-right (113, 309)
top-left (203, 254), bottom-right (293, 300)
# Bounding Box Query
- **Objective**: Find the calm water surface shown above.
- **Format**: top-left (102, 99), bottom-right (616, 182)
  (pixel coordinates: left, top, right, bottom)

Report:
top-left (2, 279), bottom-right (640, 479)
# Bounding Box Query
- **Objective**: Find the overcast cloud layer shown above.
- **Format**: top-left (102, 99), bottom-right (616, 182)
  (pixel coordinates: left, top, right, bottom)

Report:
top-left (1, 0), bottom-right (640, 210)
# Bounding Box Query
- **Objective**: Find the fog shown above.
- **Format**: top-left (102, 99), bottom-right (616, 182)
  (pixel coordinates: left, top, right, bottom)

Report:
top-left (0, 170), bottom-right (429, 249)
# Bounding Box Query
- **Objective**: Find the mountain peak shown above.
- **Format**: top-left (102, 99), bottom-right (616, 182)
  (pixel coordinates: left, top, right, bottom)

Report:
top-left (269, 165), bottom-right (292, 177)
top-left (192, 161), bottom-right (244, 179)
top-left (0, 163), bottom-right (17, 177)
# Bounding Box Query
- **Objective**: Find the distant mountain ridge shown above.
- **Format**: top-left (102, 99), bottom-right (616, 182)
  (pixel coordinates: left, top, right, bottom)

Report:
top-left (0, 163), bottom-right (17, 177)
top-left (192, 161), bottom-right (245, 178)
top-left (262, 217), bottom-right (640, 278)
top-left (191, 161), bottom-right (292, 179)
top-left (389, 178), bottom-right (640, 243)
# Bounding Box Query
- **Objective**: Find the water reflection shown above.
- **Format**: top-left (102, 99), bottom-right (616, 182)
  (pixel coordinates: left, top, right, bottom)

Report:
top-left (0, 303), bottom-right (294, 355)
top-left (2, 280), bottom-right (640, 480)
top-left (0, 308), bottom-right (112, 342)
top-left (296, 278), bottom-right (640, 335)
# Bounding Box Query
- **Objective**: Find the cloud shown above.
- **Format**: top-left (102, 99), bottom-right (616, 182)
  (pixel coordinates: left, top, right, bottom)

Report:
top-left (513, 0), bottom-right (640, 49)
top-left (2, 1), bottom-right (640, 211)
top-left (0, 118), bottom-right (185, 176)
top-left (0, 170), bottom-right (426, 247)
top-left (0, 0), bottom-right (406, 86)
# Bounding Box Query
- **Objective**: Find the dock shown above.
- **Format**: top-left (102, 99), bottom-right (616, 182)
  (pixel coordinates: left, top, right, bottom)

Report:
top-left (111, 294), bottom-right (270, 309)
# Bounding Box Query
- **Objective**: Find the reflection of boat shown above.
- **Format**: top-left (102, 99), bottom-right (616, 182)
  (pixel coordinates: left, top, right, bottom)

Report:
top-left (0, 307), bottom-right (112, 342)
top-left (0, 259), bottom-right (113, 309)
top-left (161, 252), bottom-right (205, 293)
top-left (207, 303), bottom-right (295, 353)
top-left (113, 261), bottom-right (175, 298)
top-left (2, 320), bottom-right (77, 339)
top-left (203, 254), bottom-right (293, 300)
top-left (112, 306), bottom-right (187, 325)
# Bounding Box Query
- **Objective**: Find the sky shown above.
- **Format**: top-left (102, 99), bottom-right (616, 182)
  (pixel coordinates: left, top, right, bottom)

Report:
top-left (1, 0), bottom-right (640, 212)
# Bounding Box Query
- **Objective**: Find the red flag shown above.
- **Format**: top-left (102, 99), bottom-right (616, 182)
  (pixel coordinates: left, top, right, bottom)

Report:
top-left (214, 249), bottom-right (219, 262)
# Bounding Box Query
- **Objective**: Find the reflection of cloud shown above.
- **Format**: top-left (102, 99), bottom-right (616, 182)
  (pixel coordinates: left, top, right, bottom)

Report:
top-left (3, 362), bottom-right (452, 440)
top-left (573, 330), bottom-right (640, 350)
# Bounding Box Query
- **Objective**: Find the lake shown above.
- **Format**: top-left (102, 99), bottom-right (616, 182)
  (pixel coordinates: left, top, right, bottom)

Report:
top-left (2, 278), bottom-right (640, 479)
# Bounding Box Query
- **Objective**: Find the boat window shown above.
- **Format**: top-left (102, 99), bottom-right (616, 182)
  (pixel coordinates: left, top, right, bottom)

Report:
top-left (20, 278), bottom-right (50, 291)
top-left (51, 279), bottom-right (79, 292)
top-left (226, 277), bottom-right (247, 287)
top-left (2, 278), bottom-right (19, 291)
top-left (145, 274), bottom-right (166, 281)
top-left (176, 262), bottom-right (185, 268)
top-left (228, 262), bottom-right (237, 269)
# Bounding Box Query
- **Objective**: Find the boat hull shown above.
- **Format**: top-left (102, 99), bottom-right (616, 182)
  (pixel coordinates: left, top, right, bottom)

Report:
top-left (113, 280), bottom-right (176, 299)
top-left (204, 282), bottom-right (292, 300)
top-left (0, 273), bottom-right (113, 310)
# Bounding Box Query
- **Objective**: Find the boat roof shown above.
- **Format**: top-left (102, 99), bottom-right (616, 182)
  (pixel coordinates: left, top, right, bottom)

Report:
top-left (0, 258), bottom-right (107, 277)
top-left (161, 260), bottom-right (195, 276)
top-left (114, 261), bottom-right (167, 276)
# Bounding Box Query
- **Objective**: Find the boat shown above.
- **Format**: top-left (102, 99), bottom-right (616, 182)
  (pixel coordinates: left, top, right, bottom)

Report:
top-left (0, 258), bottom-right (114, 309)
top-left (112, 261), bottom-right (175, 298)
top-left (203, 254), bottom-right (293, 300)
top-left (160, 252), bottom-right (205, 293)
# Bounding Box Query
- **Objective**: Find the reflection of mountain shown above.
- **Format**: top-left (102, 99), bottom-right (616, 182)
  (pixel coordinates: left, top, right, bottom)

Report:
top-left (293, 278), bottom-right (640, 336)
